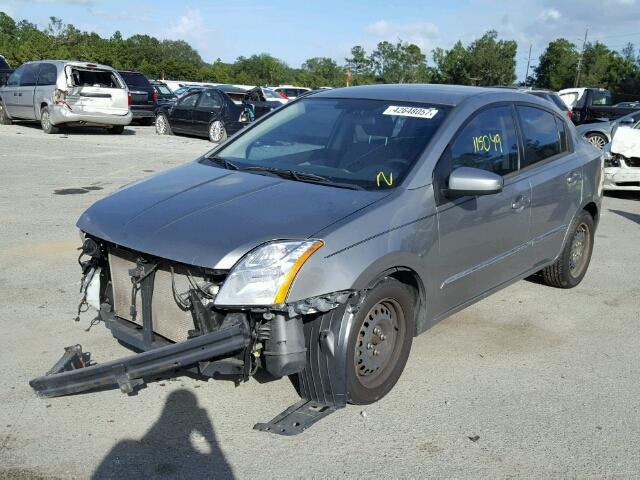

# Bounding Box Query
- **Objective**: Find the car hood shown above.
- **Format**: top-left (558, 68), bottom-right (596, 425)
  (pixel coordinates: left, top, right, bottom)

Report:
top-left (78, 161), bottom-right (389, 269)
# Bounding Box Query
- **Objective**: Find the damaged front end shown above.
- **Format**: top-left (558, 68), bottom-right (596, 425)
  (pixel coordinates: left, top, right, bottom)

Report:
top-left (29, 236), bottom-right (358, 435)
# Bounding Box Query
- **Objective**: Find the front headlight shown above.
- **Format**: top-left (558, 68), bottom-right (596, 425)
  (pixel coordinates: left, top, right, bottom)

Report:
top-left (214, 240), bottom-right (323, 306)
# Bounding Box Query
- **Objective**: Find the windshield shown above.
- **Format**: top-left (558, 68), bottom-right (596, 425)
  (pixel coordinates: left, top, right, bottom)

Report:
top-left (262, 88), bottom-right (280, 99)
top-left (207, 97), bottom-right (450, 190)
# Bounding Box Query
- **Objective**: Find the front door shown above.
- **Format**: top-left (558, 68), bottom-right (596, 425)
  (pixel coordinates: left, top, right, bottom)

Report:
top-left (432, 105), bottom-right (532, 318)
top-left (15, 63), bottom-right (39, 119)
top-left (1, 65), bottom-right (24, 118)
top-left (170, 92), bottom-right (199, 132)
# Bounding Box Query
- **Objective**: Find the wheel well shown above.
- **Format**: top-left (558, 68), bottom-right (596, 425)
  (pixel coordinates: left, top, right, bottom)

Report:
top-left (584, 131), bottom-right (607, 139)
top-left (386, 268), bottom-right (426, 337)
top-left (583, 202), bottom-right (599, 225)
top-left (40, 102), bottom-right (47, 111)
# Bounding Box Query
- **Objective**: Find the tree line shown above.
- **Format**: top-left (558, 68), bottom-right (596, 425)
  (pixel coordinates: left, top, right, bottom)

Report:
top-left (1, 12), bottom-right (639, 97)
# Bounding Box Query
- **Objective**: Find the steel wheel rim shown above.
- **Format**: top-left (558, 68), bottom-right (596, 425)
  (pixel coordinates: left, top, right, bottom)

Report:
top-left (354, 298), bottom-right (404, 389)
top-left (587, 134), bottom-right (606, 150)
top-left (0, 105), bottom-right (5, 120)
top-left (156, 115), bottom-right (166, 134)
top-left (209, 121), bottom-right (224, 142)
top-left (569, 222), bottom-right (590, 277)
top-left (41, 111), bottom-right (50, 130)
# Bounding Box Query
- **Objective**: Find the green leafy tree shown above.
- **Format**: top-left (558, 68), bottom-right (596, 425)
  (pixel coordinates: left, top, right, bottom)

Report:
top-left (345, 45), bottom-right (374, 85)
top-left (370, 40), bottom-right (431, 84)
top-left (298, 57), bottom-right (342, 88)
top-left (464, 30), bottom-right (517, 86)
top-left (232, 53), bottom-right (290, 85)
top-left (533, 39), bottom-right (579, 90)
top-left (432, 40), bottom-right (469, 84)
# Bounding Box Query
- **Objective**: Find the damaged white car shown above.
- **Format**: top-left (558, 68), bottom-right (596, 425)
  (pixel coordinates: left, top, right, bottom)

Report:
top-left (602, 118), bottom-right (640, 191)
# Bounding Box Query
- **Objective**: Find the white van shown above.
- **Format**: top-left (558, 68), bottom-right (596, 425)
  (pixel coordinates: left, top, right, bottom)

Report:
top-left (0, 60), bottom-right (132, 133)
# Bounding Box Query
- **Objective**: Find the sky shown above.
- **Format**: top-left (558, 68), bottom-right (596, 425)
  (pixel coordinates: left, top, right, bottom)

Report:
top-left (2, 0), bottom-right (640, 81)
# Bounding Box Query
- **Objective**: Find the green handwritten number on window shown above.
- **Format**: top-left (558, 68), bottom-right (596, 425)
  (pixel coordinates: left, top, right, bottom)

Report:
top-left (472, 133), bottom-right (503, 153)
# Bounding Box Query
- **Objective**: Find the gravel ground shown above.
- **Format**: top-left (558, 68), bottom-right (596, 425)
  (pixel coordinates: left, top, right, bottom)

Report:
top-left (0, 123), bottom-right (639, 479)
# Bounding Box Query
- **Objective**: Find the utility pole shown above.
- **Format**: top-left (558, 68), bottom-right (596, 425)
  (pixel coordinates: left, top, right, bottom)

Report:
top-left (524, 44), bottom-right (532, 86)
top-left (575, 28), bottom-right (588, 87)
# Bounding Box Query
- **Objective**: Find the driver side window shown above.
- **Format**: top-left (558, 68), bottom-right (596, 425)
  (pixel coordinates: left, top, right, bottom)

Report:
top-left (450, 106), bottom-right (519, 176)
top-left (179, 93), bottom-right (199, 108)
top-left (6, 65), bottom-right (24, 86)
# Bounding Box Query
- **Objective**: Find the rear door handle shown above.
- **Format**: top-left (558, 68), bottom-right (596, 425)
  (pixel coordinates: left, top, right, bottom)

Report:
top-left (511, 195), bottom-right (530, 212)
top-left (566, 171), bottom-right (582, 184)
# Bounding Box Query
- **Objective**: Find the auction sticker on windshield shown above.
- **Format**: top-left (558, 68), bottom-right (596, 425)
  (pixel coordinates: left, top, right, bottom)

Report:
top-left (383, 105), bottom-right (439, 119)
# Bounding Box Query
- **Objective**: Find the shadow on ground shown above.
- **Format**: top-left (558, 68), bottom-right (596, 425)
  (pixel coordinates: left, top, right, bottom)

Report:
top-left (92, 390), bottom-right (234, 479)
top-left (609, 208), bottom-right (640, 225)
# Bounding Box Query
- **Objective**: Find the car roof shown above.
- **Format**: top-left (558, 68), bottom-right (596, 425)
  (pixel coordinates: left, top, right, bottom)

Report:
top-left (21, 60), bottom-right (116, 70)
top-left (310, 83), bottom-right (541, 107)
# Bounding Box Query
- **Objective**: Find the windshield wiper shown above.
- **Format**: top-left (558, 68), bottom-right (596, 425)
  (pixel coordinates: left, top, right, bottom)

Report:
top-left (242, 166), bottom-right (364, 190)
top-left (207, 156), bottom-right (240, 171)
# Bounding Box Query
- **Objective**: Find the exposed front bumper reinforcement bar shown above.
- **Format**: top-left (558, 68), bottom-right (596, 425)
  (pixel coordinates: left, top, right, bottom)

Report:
top-left (29, 320), bottom-right (250, 398)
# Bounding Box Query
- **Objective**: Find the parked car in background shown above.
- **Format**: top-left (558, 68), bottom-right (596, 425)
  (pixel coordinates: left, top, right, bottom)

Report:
top-left (523, 88), bottom-right (572, 120)
top-left (173, 85), bottom-right (203, 98)
top-left (118, 70), bottom-right (156, 125)
top-left (242, 86), bottom-right (286, 118)
top-left (614, 101), bottom-right (640, 109)
top-left (602, 119), bottom-right (640, 191)
top-left (559, 87), bottom-right (639, 125)
top-left (0, 55), bottom-right (12, 86)
top-left (271, 85), bottom-right (310, 99)
top-left (151, 81), bottom-right (177, 107)
top-left (0, 60), bottom-right (131, 133)
top-left (576, 110), bottom-right (640, 150)
top-left (155, 87), bottom-right (250, 142)
top-left (32, 85), bottom-right (602, 437)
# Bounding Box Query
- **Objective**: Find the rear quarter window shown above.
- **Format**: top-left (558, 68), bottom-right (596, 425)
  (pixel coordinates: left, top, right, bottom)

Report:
top-left (517, 106), bottom-right (563, 167)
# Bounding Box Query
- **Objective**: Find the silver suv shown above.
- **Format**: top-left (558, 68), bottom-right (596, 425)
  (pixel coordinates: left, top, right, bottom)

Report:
top-left (0, 60), bottom-right (132, 133)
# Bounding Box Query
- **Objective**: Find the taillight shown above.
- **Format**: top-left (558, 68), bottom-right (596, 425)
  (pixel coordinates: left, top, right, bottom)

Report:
top-left (567, 110), bottom-right (573, 119)
top-left (128, 92), bottom-right (133, 106)
top-left (278, 91), bottom-right (288, 100)
top-left (53, 89), bottom-right (70, 109)
top-left (152, 90), bottom-right (159, 103)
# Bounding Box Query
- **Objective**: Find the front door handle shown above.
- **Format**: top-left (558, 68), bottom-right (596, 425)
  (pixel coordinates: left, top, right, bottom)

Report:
top-left (511, 195), bottom-right (529, 212)
top-left (566, 171), bottom-right (582, 184)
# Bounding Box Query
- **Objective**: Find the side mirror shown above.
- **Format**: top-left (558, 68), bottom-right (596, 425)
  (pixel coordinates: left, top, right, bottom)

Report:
top-left (445, 167), bottom-right (503, 197)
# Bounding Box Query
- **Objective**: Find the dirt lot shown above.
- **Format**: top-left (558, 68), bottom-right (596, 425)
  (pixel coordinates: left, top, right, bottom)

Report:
top-left (0, 123), bottom-right (639, 479)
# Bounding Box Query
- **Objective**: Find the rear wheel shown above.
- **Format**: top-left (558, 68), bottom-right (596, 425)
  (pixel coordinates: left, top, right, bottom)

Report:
top-left (585, 132), bottom-right (607, 150)
top-left (155, 113), bottom-right (172, 135)
top-left (40, 107), bottom-right (59, 134)
top-left (0, 102), bottom-right (12, 125)
top-left (208, 120), bottom-right (227, 143)
top-left (108, 125), bottom-right (125, 134)
top-left (346, 277), bottom-right (415, 404)
top-left (541, 210), bottom-right (594, 288)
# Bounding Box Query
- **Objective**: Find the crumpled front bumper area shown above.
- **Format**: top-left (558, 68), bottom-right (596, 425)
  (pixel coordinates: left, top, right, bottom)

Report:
top-left (29, 317), bottom-right (250, 398)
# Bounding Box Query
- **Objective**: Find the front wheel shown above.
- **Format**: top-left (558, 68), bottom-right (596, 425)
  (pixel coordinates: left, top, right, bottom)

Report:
top-left (347, 277), bottom-right (415, 404)
top-left (40, 107), bottom-right (59, 134)
top-left (208, 120), bottom-right (227, 143)
top-left (541, 210), bottom-right (595, 288)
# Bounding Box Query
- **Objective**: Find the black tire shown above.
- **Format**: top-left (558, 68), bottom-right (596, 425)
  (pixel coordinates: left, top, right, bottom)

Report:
top-left (346, 277), bottom-right (415, 405)
top-left (40, 106), bottom-right (59, 134)
top-left (108, 125), bottom-right (125, 134)
top-left (138, 117), bottom-right (153, 126)
top-left (541, 210), bottom-right (595, 289)
top-left (585, 132), bottom-right (607, 151)
top-left (0, 101), bottom-right (12, 125)
top-left (155, 113), bottom-right (172, 135)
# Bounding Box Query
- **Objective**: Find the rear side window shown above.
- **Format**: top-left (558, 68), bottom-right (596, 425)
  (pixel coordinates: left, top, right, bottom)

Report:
top-left (450, 106), bottom-right (519, 176)
top-left (37, 63), bottom-right (57, 86)
top-left (198, 90), bottom-right (222, 109)
top-left (555, 117), bottom-right (568, 152)
top-left (517, 106), bottom-right (562, 167)
top-left (154, 84), bottom-right (172, 95)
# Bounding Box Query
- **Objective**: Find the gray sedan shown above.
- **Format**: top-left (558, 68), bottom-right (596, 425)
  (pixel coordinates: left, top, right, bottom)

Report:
top-left (576, 110), bottom-right (640, 149)
top-left (30, 85), bottom-right (602, 435)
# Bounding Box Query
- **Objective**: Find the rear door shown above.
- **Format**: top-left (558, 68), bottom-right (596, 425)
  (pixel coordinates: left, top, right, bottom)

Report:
top-left (168, 91), bottom-right (199, 132)
top-left (516, 105), bottom-right (582, 265)
top-left (193, 90), bottom-right (223, 135)
top-left (65, 66), bottom-right (129, 115)
top-left (432, 105), bottom-right (532, 318)
top-left (34, 62), bottom-right (58, 118)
